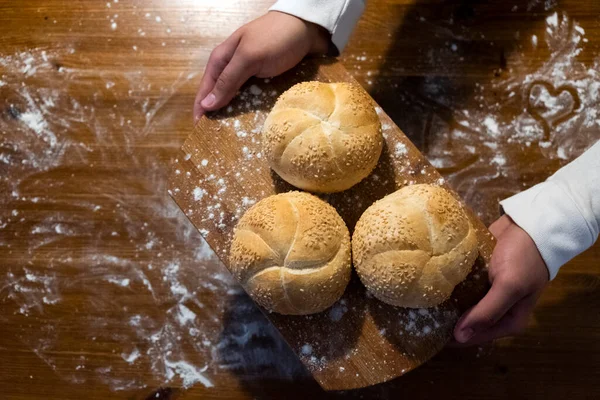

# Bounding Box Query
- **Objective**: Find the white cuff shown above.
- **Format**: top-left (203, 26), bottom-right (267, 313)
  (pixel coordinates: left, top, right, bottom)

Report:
top-left (269, 0), bottom-right (365, 52)
top-left (500, 181), bottom-right (596, 280)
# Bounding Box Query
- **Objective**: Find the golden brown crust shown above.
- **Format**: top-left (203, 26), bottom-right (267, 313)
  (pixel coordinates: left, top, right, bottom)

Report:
top-left (229, 192), bottom-right (351, 315)
top-left (352, 184), bottom-right (479, 308)
top-left (262, 82), bottom-right (383, 193)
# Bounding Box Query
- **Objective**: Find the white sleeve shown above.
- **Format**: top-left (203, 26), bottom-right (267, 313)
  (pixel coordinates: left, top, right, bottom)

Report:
top-left (269, 0), bottom-right (365, 53)
top-left (500, 140), bottom-right (600, 279)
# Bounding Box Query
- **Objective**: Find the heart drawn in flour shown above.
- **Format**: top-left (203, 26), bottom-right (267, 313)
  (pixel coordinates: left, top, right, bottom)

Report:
top-left (526, 81), bottom-right (581, 141)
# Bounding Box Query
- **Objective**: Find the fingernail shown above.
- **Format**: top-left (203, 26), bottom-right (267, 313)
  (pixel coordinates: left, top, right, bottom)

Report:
top-left (201, 93), bottom-right (216, 108)
top-left (457, 328), bottom-right (474, 343)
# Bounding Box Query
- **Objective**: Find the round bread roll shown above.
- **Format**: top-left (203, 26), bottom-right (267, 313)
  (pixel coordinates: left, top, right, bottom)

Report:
top-left (229, 191), bottom-right (351, 315)
top-left (352, 184), bottom-right (479, 308)
top-left (262, 81), bottom-right (383, 193)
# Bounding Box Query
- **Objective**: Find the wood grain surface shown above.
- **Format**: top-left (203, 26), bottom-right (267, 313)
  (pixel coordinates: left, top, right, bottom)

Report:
top-left (169, 58), bottom-right (493, 390)
top-left (1, 0), bottom-right (599, 399)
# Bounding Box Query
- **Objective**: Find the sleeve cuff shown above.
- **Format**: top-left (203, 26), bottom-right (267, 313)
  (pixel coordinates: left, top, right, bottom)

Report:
top-left (269, 0), bottom-right (365, 52)
top-left (500, 181), bottom-right (596, 280)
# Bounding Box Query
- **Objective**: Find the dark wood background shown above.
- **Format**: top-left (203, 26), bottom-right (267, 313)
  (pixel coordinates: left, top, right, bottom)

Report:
top-left (0, 0), bottom-right (599, 399)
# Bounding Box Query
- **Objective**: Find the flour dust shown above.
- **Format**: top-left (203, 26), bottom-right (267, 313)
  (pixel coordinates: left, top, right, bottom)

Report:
top-left (428, 12), bottom-right (600, 222)
top-left (346, 10), bottom-right (600, 225)
top-left (3, 5), bottom-right (600, 394)
top-left (0, 44), bottom-right (299, 391)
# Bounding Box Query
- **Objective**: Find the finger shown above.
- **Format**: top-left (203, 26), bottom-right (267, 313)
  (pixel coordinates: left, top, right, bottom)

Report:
top-left (200, 49), bottom-right (259, 112)
top-left (194, 35), bottom-right (241, 122)
top-left (459, 295), bottom-right (536, 345)
top-left (454, 279), bottom-right (524, 343)
top-left (489, 215), bottom-right (512, 238)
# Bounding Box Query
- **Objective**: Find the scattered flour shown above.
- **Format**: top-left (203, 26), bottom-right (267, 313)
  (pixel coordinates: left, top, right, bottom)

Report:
top-left (175, 304), bottom-right (197, 325)
top-left (394, 142), bottom-right (408, 157)
top-left (164, 360), bottom-right (213, 389)
top-left (301, 344), bottom-right (313, 356)
top-left (249, 84), bottom-right (262, 96)
top-left (400, 308), bottom-right (450, 337)
top-left (0, 46), bottom-right (272, 393)
top-left (107, 277), bottom-right (131, 287)
top-left (4, 7), bottom-right (598, 393)
top-left (546, 12), bottom-right (559, 27)
top-left (422, 11), bottom-right (600, 224)
top-left (328, 301), bottom-right (348, 322)
top-left (482, 116), bottom-right (501, 136)
top-left (193, 187), bottom-right (206, 201)
top-left (491, 155), bottom-right (507, 166)
top-left (121, 348), bottom-right (141, 364)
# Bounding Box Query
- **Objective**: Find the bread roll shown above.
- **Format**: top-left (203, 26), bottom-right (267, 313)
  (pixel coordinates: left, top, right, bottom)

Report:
top-left (262, 82), bottom-right (383, 193)
top-left (229, 192), bottom-right (351, 315)
top-left (352, 184), bottom-right (478, 308)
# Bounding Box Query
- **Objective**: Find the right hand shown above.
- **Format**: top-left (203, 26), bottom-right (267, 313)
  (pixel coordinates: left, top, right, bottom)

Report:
top-left (453, 215), bottom-right (549, 345)
top-left (193, 11), bottom-right (331, 122)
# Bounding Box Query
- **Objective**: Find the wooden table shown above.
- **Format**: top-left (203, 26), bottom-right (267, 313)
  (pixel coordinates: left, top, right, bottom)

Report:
top-left (1, 0), bottom-right (599, 399)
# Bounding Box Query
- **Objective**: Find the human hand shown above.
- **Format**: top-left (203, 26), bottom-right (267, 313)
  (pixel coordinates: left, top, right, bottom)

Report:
top-left (453, 214), bottom-right (549, 345)
top-left (193, 11), bottom-right (330, 122)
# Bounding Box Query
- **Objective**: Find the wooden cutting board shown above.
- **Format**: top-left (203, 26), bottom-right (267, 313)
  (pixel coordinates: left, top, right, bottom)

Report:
top-left (168, 57), bottom-right (494, 391)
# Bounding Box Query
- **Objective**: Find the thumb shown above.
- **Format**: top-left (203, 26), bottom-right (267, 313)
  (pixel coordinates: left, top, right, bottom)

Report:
top-left (460, 294), bottom-right (537, 345)
top-left (200, 51), bottom-right (258, 112)
top-left (454, 279), bottom-right (522, 343)
top-left (194, 34), bottom-right (240, 122)
top-left (489, 214), bottom-right (513, 239)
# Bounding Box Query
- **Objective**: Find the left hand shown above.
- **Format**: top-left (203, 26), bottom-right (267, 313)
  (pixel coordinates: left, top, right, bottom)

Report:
top-left (193, 11), bottom-right (330, 122)
top-left (453, 214), bottom-right (549, 345)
